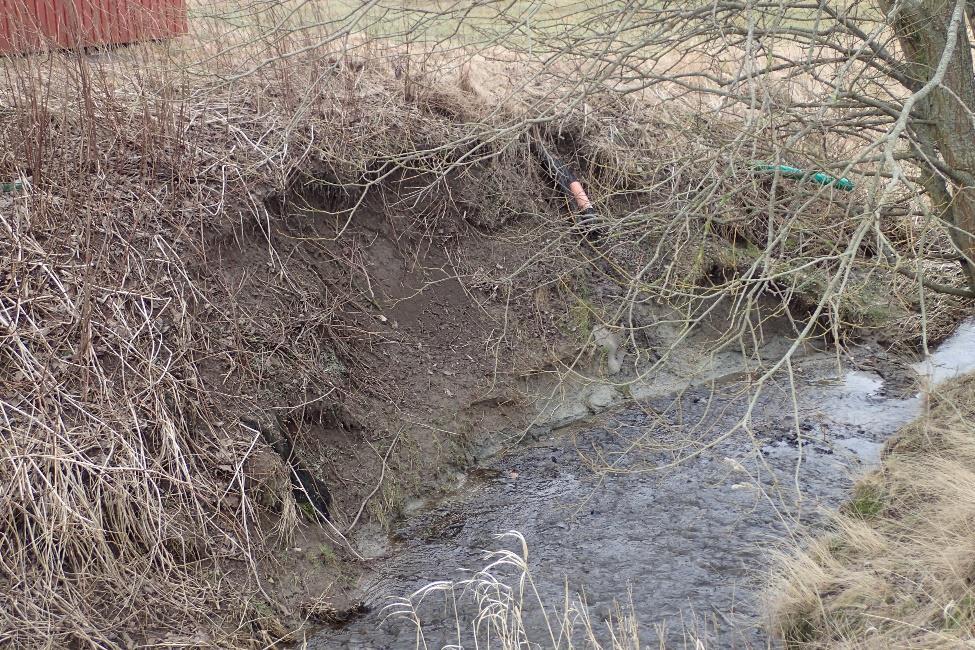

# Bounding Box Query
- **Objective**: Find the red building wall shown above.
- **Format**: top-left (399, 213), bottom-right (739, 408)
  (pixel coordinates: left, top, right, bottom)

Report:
top-left (0, 0), bottom-right (187, 54)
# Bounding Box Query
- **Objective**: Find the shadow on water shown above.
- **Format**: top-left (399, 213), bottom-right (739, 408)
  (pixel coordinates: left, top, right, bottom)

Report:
top-left (311, 319), bottom-right (975, 649)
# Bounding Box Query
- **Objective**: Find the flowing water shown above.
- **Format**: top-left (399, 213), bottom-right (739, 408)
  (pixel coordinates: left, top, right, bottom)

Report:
top-left (311, 319), bottom-right (975, 649)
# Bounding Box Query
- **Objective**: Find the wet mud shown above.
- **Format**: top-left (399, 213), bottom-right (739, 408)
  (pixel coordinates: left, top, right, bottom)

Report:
top-left (311, 319), bottom-right (975, 648)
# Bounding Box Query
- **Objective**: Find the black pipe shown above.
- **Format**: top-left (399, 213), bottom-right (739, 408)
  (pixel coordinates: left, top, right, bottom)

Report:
top-left (529, 137), bottom-right (603, 242)
top-left (242, 418), bottom-right (332, 522)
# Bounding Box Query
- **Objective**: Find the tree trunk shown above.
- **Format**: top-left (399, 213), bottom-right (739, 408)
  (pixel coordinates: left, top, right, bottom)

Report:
top-left (882, 0), bottom-right (975, 294)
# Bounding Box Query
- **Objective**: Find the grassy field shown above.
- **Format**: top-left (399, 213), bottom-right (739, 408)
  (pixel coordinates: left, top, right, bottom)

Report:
top-left (188, 0), bottom-right (604, 42)
top-left (186, 0), bottom-right (877, 51)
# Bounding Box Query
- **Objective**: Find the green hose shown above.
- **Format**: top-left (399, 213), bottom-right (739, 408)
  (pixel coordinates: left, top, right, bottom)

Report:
top-left (1, 181), bottom-right (23, 193)
top-left (753, 164), bottom-right (855, 191)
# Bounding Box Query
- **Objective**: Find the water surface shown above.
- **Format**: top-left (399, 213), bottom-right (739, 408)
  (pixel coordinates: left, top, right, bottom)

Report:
top-left (312, 321), bottom-right (975, 648)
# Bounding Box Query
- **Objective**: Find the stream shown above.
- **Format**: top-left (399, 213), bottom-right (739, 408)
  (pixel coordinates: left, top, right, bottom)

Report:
top-left (311, 319), bottom-right (975, 649)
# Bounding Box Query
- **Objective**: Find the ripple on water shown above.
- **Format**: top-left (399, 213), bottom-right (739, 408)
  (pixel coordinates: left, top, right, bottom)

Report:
top-left (313, 321), bottom-right (975, 649)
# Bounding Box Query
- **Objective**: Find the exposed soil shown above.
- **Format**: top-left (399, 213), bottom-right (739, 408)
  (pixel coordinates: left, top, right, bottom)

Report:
top-left (189, 158), bottom-right (624, 627)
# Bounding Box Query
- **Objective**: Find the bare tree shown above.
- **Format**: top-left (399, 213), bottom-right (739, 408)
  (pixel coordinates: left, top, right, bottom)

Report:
top-left (881, 0), bottom-right (975, 293)
top-left (567, 0), bottom-right (975, 298)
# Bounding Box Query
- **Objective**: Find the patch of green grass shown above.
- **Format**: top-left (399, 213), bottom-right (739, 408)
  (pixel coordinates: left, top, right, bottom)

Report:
top-left (250, 598), bottom-right (276, 619)
top-left (569, 299), bottom-right (592, 337)
top-left (298, 500), bottom-right (318, 521)
top-left (846, 481), bottom-right (885, 520)
top-left (563, 271), bottom-right (597, 344)
top-left (319, 543), bottom-right (338, 566)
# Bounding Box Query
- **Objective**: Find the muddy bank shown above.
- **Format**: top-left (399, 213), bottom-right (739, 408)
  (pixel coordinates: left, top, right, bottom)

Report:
top-left (245, 169), bottom-right (831, 623)
top-left (307, 319), bottom-right (975, 648)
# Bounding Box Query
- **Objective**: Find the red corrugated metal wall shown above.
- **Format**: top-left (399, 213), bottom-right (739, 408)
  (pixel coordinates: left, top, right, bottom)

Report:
top-left (0, 0), bottom-right (186, 54)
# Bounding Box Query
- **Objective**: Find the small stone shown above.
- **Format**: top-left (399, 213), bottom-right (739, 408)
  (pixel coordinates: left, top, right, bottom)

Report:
top-left (585, 385), bottom-right (618, 411)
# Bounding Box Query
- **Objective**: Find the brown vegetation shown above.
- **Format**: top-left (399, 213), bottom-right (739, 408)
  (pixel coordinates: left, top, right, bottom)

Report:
top-left (771, 373), bottom-right (975, 648)
top-left (1, 1), bottom-right (971, 645)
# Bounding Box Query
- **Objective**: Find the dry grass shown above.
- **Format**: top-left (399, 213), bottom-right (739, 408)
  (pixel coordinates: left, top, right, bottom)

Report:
top-left (386, 531), bottom-right (646, 649)
top-left (769, 373), bottom-right (975, 648)
top-left (0, 1), bottom-right (970, 646)
top-left (0, 45), bottom-right (309, 650)
top-left (0, 11), bottom-right (605, 645)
